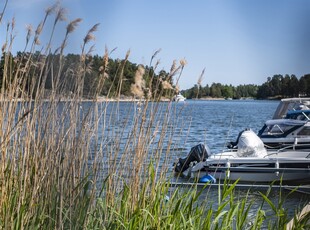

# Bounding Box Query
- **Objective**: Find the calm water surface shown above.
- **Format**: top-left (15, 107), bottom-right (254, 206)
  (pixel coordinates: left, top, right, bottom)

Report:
top-left (169, 99), bottom-right (278, 153)
top-left (166, 99), bottom-right (309, 226)
top-left (86, 99), bottom-right (278, 165)
top-left (79, 99), bottom-right (310, 225)
top-left (12, 99), bottom-right (309, 227)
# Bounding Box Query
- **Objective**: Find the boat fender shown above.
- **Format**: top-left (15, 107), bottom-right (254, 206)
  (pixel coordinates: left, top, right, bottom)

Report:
top-left (226, 162), bottom-right (231, 178)
top-left (275, 161), bottom-right (279, 176)
top-left (198, 174), bottom-right (216, 183)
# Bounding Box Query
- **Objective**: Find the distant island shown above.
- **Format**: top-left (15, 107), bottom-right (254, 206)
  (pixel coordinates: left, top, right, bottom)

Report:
top-left (181, 74), bottom-right (310, 100)
top-left (1, 52), bottom-right (309, 100)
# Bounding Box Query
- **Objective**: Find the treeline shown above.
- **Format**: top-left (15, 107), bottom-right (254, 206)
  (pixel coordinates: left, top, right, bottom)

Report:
top-left (182, 74), bottom-right (310, 99)
top-left (256, 74), bottom-right (310, 99)
top-left (0, 52), bottom-right (175, 99)
top-left (183, 83), bottom-right (258, 99)
top-left (1, 51), bottom-right (309, 100)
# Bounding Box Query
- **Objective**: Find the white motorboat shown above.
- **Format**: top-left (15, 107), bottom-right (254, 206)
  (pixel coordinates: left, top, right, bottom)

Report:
top-left (258, 98), bottom-right (310, 149)
top-left (174, 130), bottom-right (310, 185)
top-left (272, 97), bottom-right (310, 119)
top-left (227, 98), bottom-right (310, 150)
top-left (258, 118), bottom-right (310, 149)
top-left (172, 93), bottom-right (186, 102)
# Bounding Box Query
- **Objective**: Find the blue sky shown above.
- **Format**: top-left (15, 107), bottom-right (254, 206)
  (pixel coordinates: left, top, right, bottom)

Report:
top-left (2, 0), bottom-right (310, 90)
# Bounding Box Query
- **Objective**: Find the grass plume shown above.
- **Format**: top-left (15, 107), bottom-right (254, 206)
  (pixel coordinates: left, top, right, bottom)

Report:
top-left (131, 65), bottom-right (146, 98)
top-left (196, 67), bottom-right (205, 98)
top-left (0, 2), bottom-right (308, 229)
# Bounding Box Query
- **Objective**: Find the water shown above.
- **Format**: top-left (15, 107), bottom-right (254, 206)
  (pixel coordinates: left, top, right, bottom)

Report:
top-left (168, 99), bottom-right (278, 153)
top-left (77, 99), bottom-right (277, 156)
top-left (163, 99), bottom-right (309, 227)
top-left (81, 100), bottom-right (309, 214)
top-left (14, 99), bottom-right (309, 226)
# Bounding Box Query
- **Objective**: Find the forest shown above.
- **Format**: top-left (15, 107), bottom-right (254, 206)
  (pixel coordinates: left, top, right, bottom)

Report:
top-left (1, 51), bottom-right (309, 100)
top-left (0, 52), bottom-right (175, 100)
top-left (183, 74), bottom-right (310, 99)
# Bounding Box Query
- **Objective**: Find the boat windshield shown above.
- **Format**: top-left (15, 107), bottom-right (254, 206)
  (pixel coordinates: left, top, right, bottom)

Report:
top-left (285, 110), bottom-right (310, 120)
top-left (259, 119), bottom-right (306, 136)
top-left (273, 98), bottom-right (310, 119)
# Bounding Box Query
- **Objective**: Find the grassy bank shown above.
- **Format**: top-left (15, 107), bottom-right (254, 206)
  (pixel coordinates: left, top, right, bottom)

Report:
top-left (1, 1), bottom-right (309, 229)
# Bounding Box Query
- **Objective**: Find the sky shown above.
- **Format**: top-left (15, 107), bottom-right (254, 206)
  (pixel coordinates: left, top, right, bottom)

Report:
top-left (1, 0), bottom-right (310, 90)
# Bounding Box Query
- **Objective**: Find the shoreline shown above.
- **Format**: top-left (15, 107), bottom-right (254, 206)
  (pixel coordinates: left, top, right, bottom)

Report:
top-left (0, 96), bottom-right (275, 103)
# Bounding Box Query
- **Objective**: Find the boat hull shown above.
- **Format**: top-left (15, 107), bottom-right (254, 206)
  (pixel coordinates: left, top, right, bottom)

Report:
top-left (183, 153), bottom-right (310, 185)
top-left (207, 167), bottom-right (310, 185)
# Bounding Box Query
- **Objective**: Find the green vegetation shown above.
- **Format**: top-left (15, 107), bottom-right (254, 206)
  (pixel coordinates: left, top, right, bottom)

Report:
top-left (183, 74), bottom-right (310, 99)
top-left (0, 1), bottom-right (310, 229)
top-left (3, 48), bottom-right (308, 100)
top-left (184, 83), bottom-right (259, 99)
top-left (0, 51), bottom-right (177, 100)
top-left (1, 36), bottom-right (309, 101)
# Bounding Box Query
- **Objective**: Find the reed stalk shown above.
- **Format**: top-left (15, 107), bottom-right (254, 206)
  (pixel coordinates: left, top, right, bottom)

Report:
top-left (0, 2), bottom-right (308, 229)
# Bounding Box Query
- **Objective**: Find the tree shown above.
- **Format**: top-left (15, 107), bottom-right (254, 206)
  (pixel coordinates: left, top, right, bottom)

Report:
top-left (290, 75), bottom-right (299, 97)
top-left (221, 85), bottom-right (233, 98)
top-left (210, 83), bottom-right (222, 98)
top-left (270, 74), bottom-right (283, 96)
top-left (299, 74), bottom-right (310, 96)
top-left (257, 82), bottom-right (271, 99)
top-left (3, 49), bottom-right (310, 101)
top-left (281, 74), bottom-right (291, 97)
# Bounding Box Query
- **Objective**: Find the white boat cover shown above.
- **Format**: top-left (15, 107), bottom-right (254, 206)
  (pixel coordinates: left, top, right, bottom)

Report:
top-left (237, 129), bottom-right (267, 158)
top-left (265, 119), bottom-right (307, 126)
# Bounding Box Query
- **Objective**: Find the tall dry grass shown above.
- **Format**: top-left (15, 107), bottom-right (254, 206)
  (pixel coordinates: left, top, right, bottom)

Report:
top-left (1, 2), bottom-right (309, 229)
top-left (0, 2), bottom-right (187, 229)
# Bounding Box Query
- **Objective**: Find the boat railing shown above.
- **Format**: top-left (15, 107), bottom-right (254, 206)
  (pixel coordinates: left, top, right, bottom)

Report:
top-left (208, 149), bottom-right (238, 160)
top-left (220, 148), bottom-right (239, 157)
top-left (264, 143), bottom-right (310, 158)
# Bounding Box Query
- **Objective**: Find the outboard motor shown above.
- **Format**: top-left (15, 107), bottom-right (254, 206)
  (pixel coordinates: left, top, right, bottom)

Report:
top-left (227, 128), bottom-right (267, 157)
top-left (227, 129), bottom-right (248, 149)
top-left (174, 143), bottom-right (211, 173)
top-left (237, 129), bottom-right (267, 157)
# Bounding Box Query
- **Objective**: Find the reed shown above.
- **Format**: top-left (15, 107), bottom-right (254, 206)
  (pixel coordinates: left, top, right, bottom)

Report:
top-left (0, 2), bottom-right (308, 229)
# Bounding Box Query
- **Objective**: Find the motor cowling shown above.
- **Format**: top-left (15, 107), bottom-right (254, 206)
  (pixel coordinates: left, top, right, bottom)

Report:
top-left (237, 129), bottom-right (267, 157)
top-left (174, 143), bottom-right (211, 173)
top-left (228, 129), bottom-right (267, 158)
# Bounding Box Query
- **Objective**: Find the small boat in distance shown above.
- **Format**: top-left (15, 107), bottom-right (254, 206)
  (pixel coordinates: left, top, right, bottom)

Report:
top-left (172, 93), bottom-right (186, 102)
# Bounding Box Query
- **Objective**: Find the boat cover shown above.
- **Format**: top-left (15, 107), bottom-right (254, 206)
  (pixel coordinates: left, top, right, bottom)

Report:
top-left (264, 119), bottom-right (307, 126)
top-left (286, 110), bottom-right (310, 120)
top-left (237, 129), bottom-right (267, 157)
